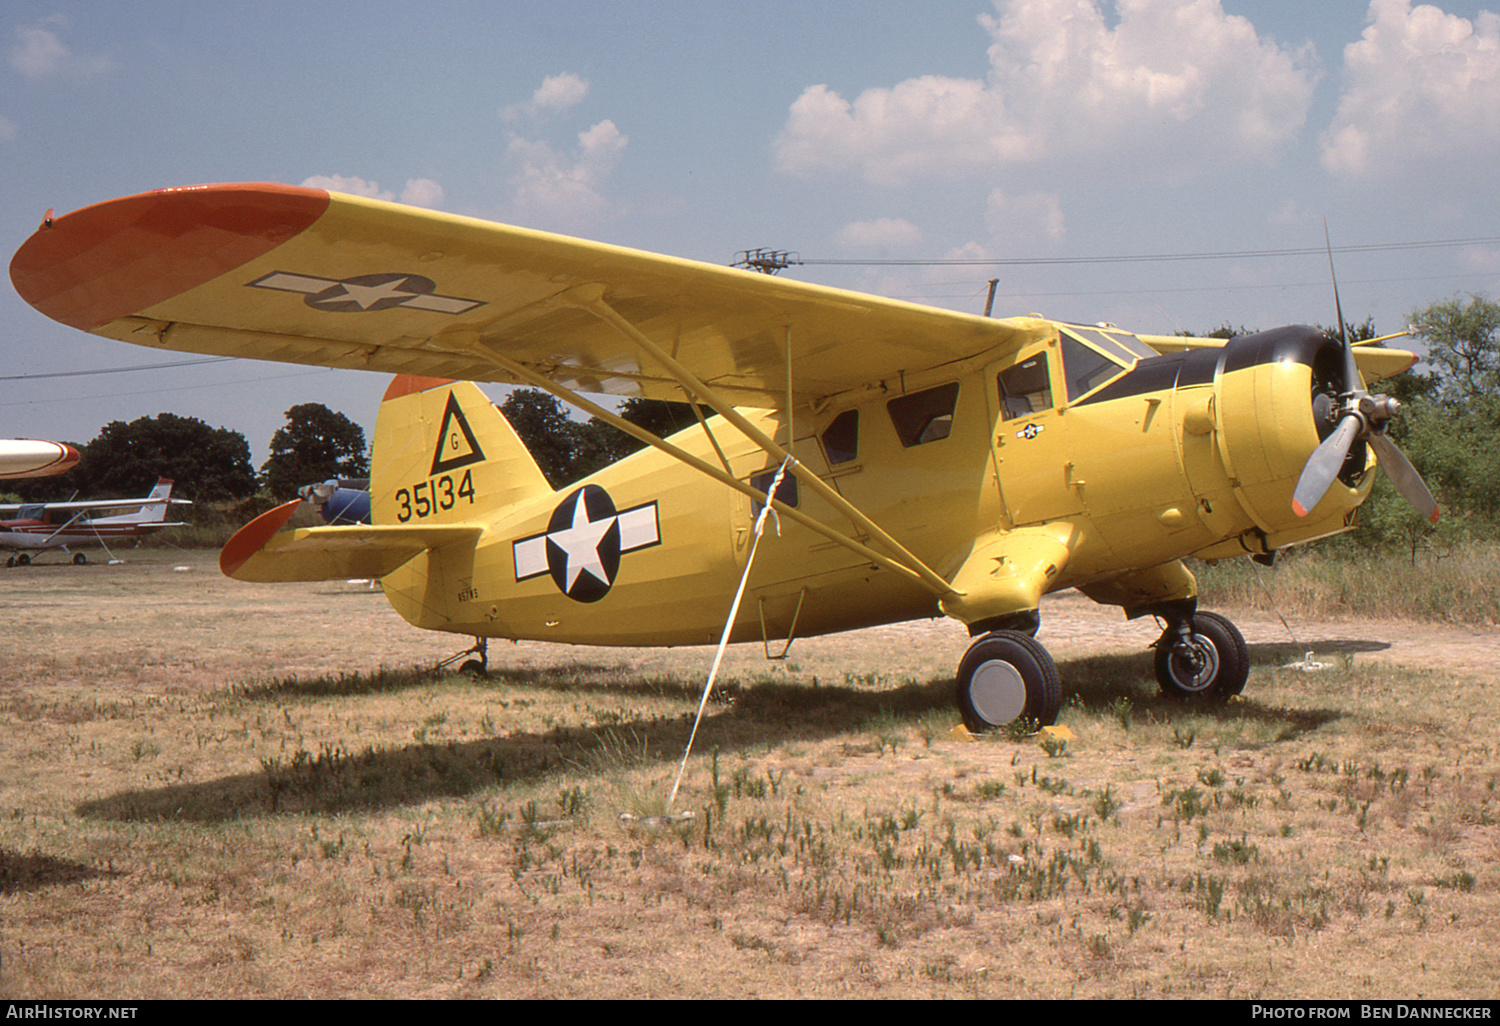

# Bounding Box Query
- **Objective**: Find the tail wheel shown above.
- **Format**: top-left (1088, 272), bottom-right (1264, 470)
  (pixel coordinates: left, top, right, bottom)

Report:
top-left (956, 630), bottom-right (1062, 732)
top-left (1154, 611), bottom-right (1249, 702)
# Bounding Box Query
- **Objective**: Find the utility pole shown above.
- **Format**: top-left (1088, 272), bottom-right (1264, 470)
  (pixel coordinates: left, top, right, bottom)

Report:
top-left (733, 249), bottom-right (801, 275)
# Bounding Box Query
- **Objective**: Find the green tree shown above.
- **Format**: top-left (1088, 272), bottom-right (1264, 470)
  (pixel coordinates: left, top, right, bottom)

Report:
top-left (261, 403), bottom-right (370, 499)
top-left (499, 390), bottom-right (614, 488)
top-left (498, 390), bottom-right (706, 487)
top-left (1346, 294), bottom-right (1500, 552)
top-left (1413, 293), bottom-right (1500, 402)
top-left (15, 413), bottom-right (255, 502)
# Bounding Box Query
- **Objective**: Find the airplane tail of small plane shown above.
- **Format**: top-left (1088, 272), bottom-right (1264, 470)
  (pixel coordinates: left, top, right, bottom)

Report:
top-left (221, 377), bottom-right (549, 583)
top-left (369, 376), bottom-right (554, 524)
top-left (89, 478), bottom-right (179, 524)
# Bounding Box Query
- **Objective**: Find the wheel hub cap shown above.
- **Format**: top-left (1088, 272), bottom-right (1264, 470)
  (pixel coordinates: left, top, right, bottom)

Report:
top-left (969, 659), bottom-right (1027, 725)
top-left (1170, 635), bottom-right (1220, 692)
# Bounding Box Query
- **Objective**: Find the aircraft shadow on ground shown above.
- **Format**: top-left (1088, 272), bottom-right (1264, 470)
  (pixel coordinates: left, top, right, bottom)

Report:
top-left (78, 648), bottom-right (1342, 825)
top-left (1058, 649), bottom-right (1344, 735)
top-left (0, 847), bottom-right (119, 896)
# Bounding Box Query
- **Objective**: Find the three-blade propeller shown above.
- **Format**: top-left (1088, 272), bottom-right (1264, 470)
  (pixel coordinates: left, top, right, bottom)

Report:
top-left (1291, 225), bottom-right (1439, 523)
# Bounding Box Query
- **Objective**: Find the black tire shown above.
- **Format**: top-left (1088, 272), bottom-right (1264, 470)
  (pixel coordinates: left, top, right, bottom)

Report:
top-left (956, 630), bottom-right (1062, 732)
top-left (1154, 610), bottom-right (1249, 702)
top-left (457, 659), bottom-right (488, 679)
top-left (73, 552), bottom-right (87, 565)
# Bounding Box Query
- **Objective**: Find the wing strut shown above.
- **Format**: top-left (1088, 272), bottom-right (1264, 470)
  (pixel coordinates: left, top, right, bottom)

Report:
top-left (468, 335), bottom-right (962, 601)
top-left (556, 286), bottom-right (961, 599)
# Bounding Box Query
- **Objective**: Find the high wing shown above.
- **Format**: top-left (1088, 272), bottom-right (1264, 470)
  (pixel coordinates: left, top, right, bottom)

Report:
top-left (10, 183), bottom-right (1052, 409)
top-left (0, 496), bottom-right (181, 514)
top-left (1137, 333), bottom-right (1416, 380)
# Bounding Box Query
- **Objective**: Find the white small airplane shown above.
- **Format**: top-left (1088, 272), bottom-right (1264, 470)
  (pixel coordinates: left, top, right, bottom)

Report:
top-left (0, 478), bottom-right (189, 566)
top-left (0, 439), bottom-right (80, 480)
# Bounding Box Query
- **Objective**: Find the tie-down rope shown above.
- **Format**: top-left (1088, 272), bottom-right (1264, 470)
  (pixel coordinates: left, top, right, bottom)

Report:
top-left (667, 455), bottom-right (795, 810)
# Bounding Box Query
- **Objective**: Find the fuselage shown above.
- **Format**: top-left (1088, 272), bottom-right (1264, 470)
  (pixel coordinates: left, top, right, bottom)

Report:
top-left (376, 324), bottom-right (1377, 648)
top-left (0, 513), bottom-right (171, 551)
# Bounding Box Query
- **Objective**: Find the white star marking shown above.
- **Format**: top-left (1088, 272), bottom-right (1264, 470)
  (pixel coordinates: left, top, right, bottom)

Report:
top-left (322, 278), bottom-right (421, 309)
top-left (548, 494), bottom-right (616, 592)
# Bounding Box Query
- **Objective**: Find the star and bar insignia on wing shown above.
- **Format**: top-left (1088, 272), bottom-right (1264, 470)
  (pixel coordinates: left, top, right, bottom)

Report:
top-left (249, 271), bottom-right (485, 315)
top-left (513, 485), bottom-right (660, 603)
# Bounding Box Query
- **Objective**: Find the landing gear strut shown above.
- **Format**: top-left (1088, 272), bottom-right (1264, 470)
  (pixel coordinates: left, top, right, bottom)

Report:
top-left (438, 637), bottom-right (489, 678)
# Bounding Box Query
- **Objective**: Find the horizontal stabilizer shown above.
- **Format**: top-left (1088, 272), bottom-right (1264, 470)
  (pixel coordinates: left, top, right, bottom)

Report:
top-left (220, 499), bottom-right (481, 582)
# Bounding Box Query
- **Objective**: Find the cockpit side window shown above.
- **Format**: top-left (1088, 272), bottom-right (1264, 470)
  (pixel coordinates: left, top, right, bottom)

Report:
top-left (997, 354), bottom-right (1054, 420)
top-left (820, 409), bottom-right (859, 464)
top-left (887, 383), bottom-right (959, 447)
top-left (1059, 333), bottom-right (1125, 402)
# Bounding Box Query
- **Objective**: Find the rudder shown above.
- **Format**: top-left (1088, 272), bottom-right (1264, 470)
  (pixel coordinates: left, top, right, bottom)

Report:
top-left (371, 376), bottom-right (553, 526)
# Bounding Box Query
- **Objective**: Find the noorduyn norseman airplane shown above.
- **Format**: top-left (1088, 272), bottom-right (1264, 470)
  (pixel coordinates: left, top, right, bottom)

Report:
top-left (8, 184), bottom-right (1439, 731)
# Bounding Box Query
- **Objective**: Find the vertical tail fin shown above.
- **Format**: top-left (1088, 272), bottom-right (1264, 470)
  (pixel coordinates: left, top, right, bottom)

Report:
top-left (92, 478), bottom-right (175, 524)
top-left (370, 377), bottom-right (552, 525)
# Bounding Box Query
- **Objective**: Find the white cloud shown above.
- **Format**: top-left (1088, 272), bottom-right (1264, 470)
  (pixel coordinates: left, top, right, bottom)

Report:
top-left (1321, 0), bottom-right (1500, 178)
top-left (9, 18), bottom-right (114, 81)
top-left (300, 175), bottom-right (446, 209)
top-left (503, 119), bottom-right (629, 230)
top-left (302, 174), bottom-right (389, 199)
top-left (502, 72), bottom-right (590, 122)
top-left (774, 0), bottom-right (1318, 185)
top-left (834, 217), bottom-right (923, 249)
top-left (399, 179), bottom-right (445, 208)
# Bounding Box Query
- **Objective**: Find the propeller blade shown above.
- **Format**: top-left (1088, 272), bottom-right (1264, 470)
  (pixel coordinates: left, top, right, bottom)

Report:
top-left (1293, 414), bottom-right (1360, 517)
top-left (1368, 433), bottom-right (1440, 524)
top-left (1325, 219), bottom-right (1361, 394)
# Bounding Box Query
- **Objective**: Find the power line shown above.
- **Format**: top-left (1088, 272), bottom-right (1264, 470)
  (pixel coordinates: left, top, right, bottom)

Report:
top-left (0, 356), bottom-right (234, 382)
top-left (793, 235), bottom-right (1500, 268)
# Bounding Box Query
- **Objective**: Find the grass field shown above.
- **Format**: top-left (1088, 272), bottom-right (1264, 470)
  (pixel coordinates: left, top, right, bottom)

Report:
top-left (2, 549), bottom-right (1497, 999)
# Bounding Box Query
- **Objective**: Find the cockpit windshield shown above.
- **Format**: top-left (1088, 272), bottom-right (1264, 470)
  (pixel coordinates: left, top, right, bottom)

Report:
top-left (1057, 326), bottom-right (1155, 402)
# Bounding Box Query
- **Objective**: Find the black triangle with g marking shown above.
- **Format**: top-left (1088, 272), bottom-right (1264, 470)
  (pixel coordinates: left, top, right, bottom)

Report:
top-left (430, 391), bottom-right (487, 476)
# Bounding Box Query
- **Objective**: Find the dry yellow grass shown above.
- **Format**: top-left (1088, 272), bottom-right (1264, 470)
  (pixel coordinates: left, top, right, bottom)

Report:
top-left (2, 550), bottom-right (1497, 999)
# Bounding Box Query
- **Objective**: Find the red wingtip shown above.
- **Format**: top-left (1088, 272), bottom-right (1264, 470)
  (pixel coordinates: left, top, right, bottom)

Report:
top-left (1292, 500), bottom-right (1310, 518)
top-left (220, 499), bottom-right (303, 577)
top-left (10, 183), bottom-right (329, 331)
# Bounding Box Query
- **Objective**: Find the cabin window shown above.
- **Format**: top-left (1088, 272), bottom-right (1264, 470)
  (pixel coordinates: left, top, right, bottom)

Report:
top-left (1059, 333), bottom-right (1124, 402)
top-left (887, 383), bottom-right (960, 447)
top-left (997, 355), bottom-right (1054, 419)
top-left (750, 469), bottom-right (799, 507)
top-left (820, 409), bottom-right (859, 464)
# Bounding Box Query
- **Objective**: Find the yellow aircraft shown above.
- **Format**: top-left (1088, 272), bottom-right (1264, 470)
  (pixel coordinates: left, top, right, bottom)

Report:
top-left (9, 183), bottom-right (1438, 731)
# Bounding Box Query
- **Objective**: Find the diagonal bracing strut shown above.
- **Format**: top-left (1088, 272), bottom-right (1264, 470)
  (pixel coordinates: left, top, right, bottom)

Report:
top-left (460, 287), bottom-right (962, 600)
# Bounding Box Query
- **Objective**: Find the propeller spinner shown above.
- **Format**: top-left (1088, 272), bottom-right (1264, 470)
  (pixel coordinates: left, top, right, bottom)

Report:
top-left (1291, 228), bottom-right (1439, 523)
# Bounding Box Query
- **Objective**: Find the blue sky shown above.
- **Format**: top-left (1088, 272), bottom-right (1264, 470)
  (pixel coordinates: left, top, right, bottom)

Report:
top-left (4, 0), bottom-right (1499, 465)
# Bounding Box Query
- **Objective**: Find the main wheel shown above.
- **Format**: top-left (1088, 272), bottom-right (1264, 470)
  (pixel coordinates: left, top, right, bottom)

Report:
top-left (73, 552), bottom-right (87, 565)
top-left (1154, 611), bottom-right (1249, 702)
top-left (956, 630), bottom-right (1062, 732)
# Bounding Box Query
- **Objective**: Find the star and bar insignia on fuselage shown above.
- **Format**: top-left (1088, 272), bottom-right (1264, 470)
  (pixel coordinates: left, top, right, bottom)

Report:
top-left (248, 271), bottom-right (485, 315)
top-left (513, 485), bottom-right (660, 603)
